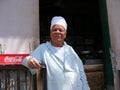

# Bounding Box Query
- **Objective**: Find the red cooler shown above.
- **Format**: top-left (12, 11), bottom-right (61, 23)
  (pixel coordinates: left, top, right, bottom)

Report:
top-left (0, 54), bottom-right (36, 90)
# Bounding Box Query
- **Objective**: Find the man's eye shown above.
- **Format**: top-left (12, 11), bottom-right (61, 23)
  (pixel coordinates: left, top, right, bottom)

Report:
top-left (53, 29), bottom-right (60, 31)
top-left (52, 28), bottom-right (64, 32)
top-left (53, 29), bottom-right (57, 31)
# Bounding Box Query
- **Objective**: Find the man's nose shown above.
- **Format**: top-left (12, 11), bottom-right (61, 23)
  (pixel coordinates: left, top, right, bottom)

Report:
top-left (56, 29), bottom-right (60, 32)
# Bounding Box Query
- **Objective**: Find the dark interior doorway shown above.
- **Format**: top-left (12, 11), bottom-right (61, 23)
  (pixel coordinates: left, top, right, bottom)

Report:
top-left (40, 0), bottom-right (104, 65)
top-left (40, 0), bottom-right (105, 89)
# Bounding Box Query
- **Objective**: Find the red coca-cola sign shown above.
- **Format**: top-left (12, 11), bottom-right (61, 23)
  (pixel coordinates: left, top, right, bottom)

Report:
top-left (0, 54), bottom-right (29, 65)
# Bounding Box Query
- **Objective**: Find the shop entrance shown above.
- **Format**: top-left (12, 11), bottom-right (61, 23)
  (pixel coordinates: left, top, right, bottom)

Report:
top-left (40, 0), bottom-right (105, 89)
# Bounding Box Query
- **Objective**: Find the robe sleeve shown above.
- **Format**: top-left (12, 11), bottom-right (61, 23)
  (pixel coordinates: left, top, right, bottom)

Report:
top-left (22, 56), bottom-right (37, 75)
top-left (78, 59), bottom-right (90, 90)
top-left (70, 47), bottom-right (90, 90)
top-left (22, 44), bottom-right (44, 75)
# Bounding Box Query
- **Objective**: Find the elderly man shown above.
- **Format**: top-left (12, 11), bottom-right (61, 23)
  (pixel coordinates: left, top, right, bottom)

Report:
top-left (22, 16), bottom-right (90, 90)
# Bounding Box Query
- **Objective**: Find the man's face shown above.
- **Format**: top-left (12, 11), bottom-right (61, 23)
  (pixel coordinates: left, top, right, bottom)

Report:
top-left (50, 25), bottom-right (67, 44)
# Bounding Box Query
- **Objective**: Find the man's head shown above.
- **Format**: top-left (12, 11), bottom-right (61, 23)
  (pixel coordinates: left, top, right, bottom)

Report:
top-left (50, 16), bottom-right (67, 47)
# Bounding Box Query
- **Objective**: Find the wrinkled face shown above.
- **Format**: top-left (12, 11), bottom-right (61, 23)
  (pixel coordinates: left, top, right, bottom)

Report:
top-left (50, 25), bottom-right (67, 46)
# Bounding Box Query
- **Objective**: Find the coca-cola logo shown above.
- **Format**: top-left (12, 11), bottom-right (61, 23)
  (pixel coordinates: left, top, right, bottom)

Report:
top-left (4, 56), bottom-right (23, 63)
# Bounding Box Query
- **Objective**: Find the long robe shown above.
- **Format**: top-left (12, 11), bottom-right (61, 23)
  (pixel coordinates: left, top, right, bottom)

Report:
top-left (22, 41), bottom-right (90, 90)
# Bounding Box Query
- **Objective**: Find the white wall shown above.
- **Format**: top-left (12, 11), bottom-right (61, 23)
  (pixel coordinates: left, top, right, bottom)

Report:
top-left (0, 0), bottom-right (39, 54)
top-left (107, 0), bottom-right (120, 60)
top-left (106, 0), bottom-right (120, 90)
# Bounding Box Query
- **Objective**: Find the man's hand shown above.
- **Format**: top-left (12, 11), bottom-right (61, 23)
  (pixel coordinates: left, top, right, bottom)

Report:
top-left (28, 57), bottom-right (41, 69)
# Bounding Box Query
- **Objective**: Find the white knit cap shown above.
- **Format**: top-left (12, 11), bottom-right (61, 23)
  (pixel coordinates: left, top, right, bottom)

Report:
top-left (50, 16), bottom-right (67, 30)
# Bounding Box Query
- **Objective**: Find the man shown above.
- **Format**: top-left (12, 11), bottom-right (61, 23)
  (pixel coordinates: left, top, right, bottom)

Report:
top-left (22, 16), bottom-right (90, 90)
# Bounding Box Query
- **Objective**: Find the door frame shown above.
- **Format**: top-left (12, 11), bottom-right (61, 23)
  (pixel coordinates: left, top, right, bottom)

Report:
top-left (99, 0), bottom-right (114, 89)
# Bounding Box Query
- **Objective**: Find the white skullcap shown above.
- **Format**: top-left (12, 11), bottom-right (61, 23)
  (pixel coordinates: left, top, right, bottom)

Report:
top-left (50, 16), bottom-right (67, 30)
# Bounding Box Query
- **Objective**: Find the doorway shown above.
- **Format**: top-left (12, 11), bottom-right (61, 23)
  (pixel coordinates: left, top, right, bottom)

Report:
top-left (40, 0), bottom-right (105, 89)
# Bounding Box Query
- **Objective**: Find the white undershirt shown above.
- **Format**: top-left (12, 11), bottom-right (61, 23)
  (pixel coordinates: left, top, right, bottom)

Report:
top-left (52, 46), bottom-right (65, 62)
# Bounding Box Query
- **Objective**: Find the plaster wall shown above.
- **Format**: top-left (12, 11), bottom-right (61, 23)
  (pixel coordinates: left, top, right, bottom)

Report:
top-left (106, 0), bottom-right (120, 90)
top-left (0, 0), bottom-right (39, 54)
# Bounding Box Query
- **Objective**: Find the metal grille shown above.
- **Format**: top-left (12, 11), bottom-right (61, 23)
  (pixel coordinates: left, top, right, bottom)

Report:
top-left (0, 66), bottom-right (32, 90)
